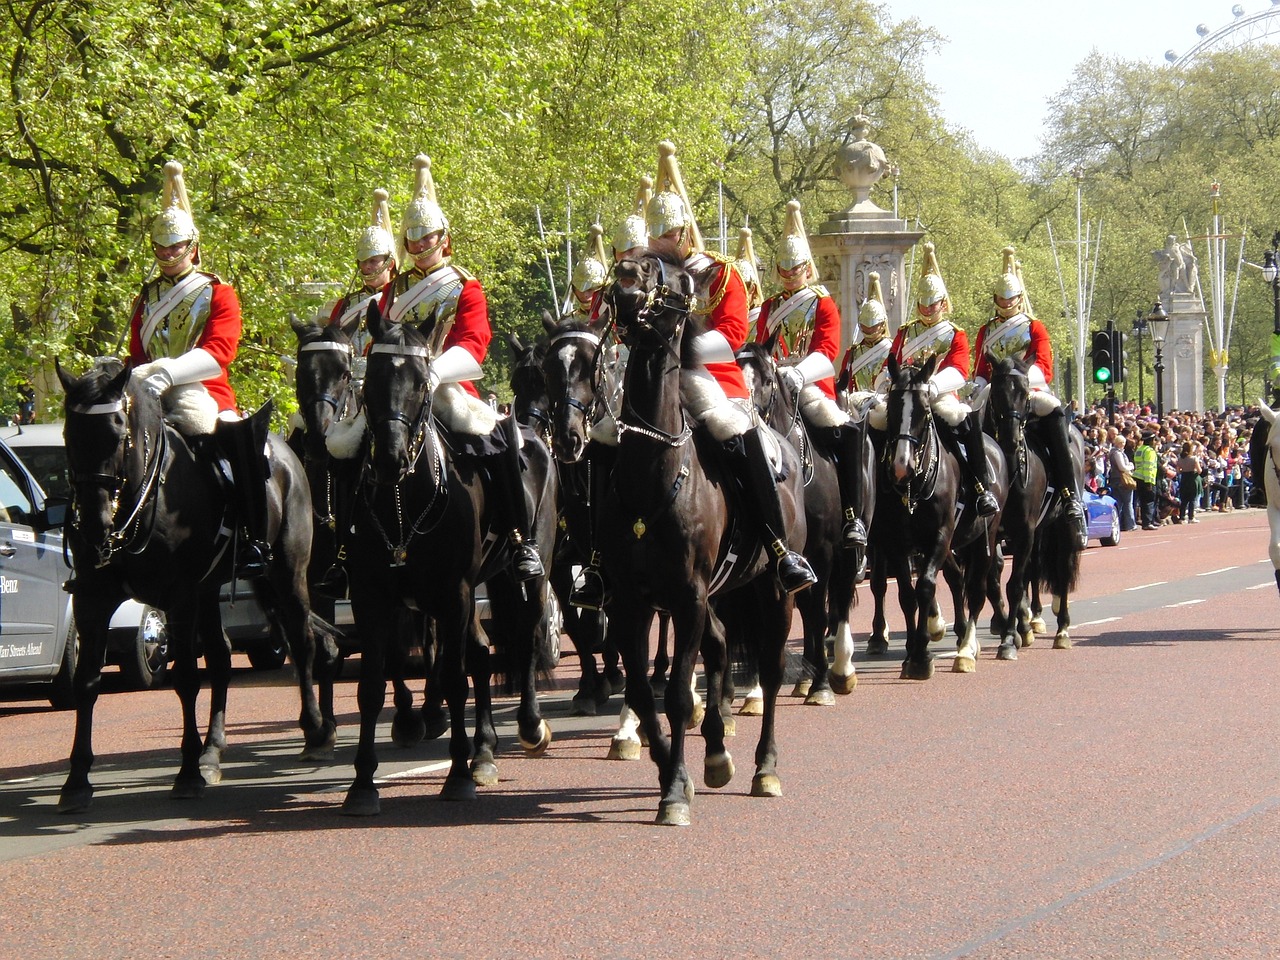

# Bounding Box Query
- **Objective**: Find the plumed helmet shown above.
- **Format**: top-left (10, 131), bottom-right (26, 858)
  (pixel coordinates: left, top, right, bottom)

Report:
top-left (646, 140), bottom-right (704, 250)
top-left (993, 245), bottom-right (1024, 300)
top-left (858, 271), bottom-right (888, 330)
top-left (915, 241), bottom-right (948, 308)
top-left (613, 175), bottom-right (652, 256)
top-left (400, 154), bottom-right (449, 243)
top-left (735, 226), bottom-right (762, 306)
top-left (572, 224), bottom-right (609, 294)
top-left (776, 200), bottom-right (814, 273)
top-left (356, 187), bottom-right (396, 263)
top-left (150, 161), bottom-right (199, 247)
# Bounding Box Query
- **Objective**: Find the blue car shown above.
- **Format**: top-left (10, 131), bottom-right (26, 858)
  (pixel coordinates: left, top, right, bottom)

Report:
top-left (1083, 490), bottom-right (1121, 547)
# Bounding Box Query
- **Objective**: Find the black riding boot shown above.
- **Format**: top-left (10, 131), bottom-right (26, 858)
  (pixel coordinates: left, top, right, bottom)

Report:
top-left (833, 423), bottom-right (868, 550)
top-left (954, 414), bottom-right (999, 517)
top-left (490, 415), bottom-right (544, 582)
top-left (1043, 407), bottom-right (1087, 546)
top-left (216, 400), bottom-right (273, 580)
top-left (1248, 419), bottom-right (1269, 507)
top-left (729, 427), bottom-right (817, 595)
top-left (569, 444), bottom-right (613, 611)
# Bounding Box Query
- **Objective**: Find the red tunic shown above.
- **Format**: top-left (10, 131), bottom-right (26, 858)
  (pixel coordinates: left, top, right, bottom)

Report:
top-left (755, 290), bottom-right (841, 400)
top-left (378, 269), bottom-right (492, 399)
top-left (889, 321), bottom-right (972, 380)
top-left (973, 315), bottom-right (1053, 383)
top-left (701, 259), bottom-right (749, 400)
top-left (129, 277), bottom-right (240, 412)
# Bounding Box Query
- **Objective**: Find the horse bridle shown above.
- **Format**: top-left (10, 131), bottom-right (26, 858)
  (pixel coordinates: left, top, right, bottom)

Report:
top-left (298, 339), bottom-right (356, 424)
top-left (993, 368), bottom-right (1032, 486)
top-left (886, 384), bottom-right (940, 511)
top-left (546, 328), bottom-right (602, 431)
top-left (66, 393), bottom-right (167, 567)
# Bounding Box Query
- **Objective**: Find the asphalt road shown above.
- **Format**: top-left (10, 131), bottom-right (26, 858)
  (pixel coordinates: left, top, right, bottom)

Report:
top-left (1, 507), bottom-right (1277, 959)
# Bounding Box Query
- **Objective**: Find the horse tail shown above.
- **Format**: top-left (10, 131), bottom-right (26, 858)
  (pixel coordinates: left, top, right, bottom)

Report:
top-left (1036, 519), bottom-right (1082, 598)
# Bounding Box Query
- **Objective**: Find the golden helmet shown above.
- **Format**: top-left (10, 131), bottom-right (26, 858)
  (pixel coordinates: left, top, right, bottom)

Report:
top-left (572, 224), bottom-right (609, 294)
top-left (858, 271), bottom-right (888, 330)
top-left (400, 154), bottom-right (449, 243)
top-left (150, 161), bottom-right (199, 248)
top-left (915, 241), bottom-right (948, 309)
top-left (993, 245), bottom-right (1024, 300)
top-left (735, 226), bottom-right (762, 304)
top-left (646, 141), bottom-right (703, 249)
top-left (776, 200), bottom-right (814, 273)
top-left (356, 187), bottom-right (396, 263)
top-left (613, 175), bottom-right (653, 257)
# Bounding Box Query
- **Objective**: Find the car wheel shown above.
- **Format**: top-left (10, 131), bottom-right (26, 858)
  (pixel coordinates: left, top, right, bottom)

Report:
top-left (1100, 513), bottom-right (1121, 547)
top-left (49, 622), bottom-right (78, 711)
top-left (246, 635), bottom-right (289, 671)
top-left (119, 606), bottom-right (170, 690)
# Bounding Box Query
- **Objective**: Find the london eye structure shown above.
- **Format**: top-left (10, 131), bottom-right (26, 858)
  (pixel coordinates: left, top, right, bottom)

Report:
top-left (1165, 2), bottom-right (1280, 67)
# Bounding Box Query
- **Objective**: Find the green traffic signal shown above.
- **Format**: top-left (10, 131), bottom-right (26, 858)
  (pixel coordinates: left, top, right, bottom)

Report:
top-left (1090, 329), bottom-right (1114, 385)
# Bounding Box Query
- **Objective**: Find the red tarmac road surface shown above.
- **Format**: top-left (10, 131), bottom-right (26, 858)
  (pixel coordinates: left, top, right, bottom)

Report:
top-left (1, 509), bottom-right (1278, 959)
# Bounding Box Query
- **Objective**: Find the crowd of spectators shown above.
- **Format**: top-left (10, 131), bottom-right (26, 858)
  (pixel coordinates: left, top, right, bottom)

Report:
top-left (1073, 400), bottom-right (1260, 533)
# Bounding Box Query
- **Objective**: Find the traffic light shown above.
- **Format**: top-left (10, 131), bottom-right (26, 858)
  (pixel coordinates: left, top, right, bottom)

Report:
top-left (1111, 327), bottom-right (1126, 384)
top-left (1091, 329), bottom-right (1114, 383)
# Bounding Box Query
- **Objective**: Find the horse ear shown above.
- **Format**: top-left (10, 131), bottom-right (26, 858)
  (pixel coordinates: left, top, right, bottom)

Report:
top-left (764, 326), bottom-right (782, 357)
top-left (107, 360), bottom-right (131, 397)
top-left (541, 310), bottom-right (558, 334)
top-left (54, 357), bottom-right (76, 393)
top-left (288, 312), bottom-right (309, 336)
top-left (507, 331), bottom-right (525, 355)
top-left (337, 305), bottom-right (362, 341)
top-left (1260, 401), bottom-right (1277, 425)
top-left (887, 352), bottom-right (900, 383)
top-left (366, 298), bottom-right (385, 341)
top-left (921, 353), bottom-right (938, 380)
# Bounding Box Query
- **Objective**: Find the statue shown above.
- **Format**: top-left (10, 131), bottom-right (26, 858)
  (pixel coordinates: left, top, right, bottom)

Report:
top-left (1152, 234), bottom-right (1200, 299)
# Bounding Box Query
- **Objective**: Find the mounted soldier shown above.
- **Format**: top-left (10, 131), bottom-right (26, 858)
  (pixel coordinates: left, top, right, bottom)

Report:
top-left (562, 223), bottom-right (609, 323)
top-left (376, 154), bottom-right (543, 582)
top-left (889, 242), bottom-right (998, 518)
top-left (646, 141), bottom-right (815, 594)
top-left (754, 199), bottom-right (867, 550)
top-left (126, 160), bottom-right (271, 581)
top-left (735, 226), bottom-right (765, 329)
top-left (972, 245), bottom-right (1086, 540)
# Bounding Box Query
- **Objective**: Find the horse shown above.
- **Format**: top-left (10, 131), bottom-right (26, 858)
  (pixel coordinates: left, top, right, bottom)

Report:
top-left (736, 340), bottom-right (866, 700)
top-left (54, 358), bottom-right (335, 814)
top-left (340, 306), bottom-right (557, 815)
top-left (875, 354), bottom-right (982, 679)
top-left (1255, 400), bottom-right (1280, 595)
top-left (290, 314), bottom-right (445, 746)
top-left (985, 356), bottom-right (1084, 657)
top-left (508, 325), bottom-right (626, 716)
top-left (600, 242), bottom-right (802, 826)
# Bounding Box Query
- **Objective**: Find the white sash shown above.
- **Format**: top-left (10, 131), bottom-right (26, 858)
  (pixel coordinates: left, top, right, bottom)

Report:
top-left (684, 252), bottom-right (714, 273)
top-left (983, 314), bottom-right (1032, 360)
top-left (765, 288), bottom-right (819, 336)
top-left (387, 268), bottom-right (460, 325)
top-left (846, 339), bottom-right (891, 381)
top-left (336, 291), bottom-right (378, 329)
top-left (140, 272), bottom-right (211, 349)
top-left (900, 320), bottom-right (954, 364)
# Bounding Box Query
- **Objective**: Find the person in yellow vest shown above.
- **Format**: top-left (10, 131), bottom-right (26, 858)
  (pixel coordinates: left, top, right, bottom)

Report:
top-left (1133, 430), bottom-right (1160, 529)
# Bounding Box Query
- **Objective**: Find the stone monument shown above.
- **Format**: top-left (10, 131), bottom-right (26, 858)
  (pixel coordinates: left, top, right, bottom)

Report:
top-left (807, 114), bottom-right (923, 352)
top-left (1150, 234), bottom-right (1205, 412)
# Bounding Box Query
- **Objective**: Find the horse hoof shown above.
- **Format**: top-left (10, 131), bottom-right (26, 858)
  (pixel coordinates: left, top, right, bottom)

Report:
top-left (171, 776), bottom-right (206, 800)
top-left (952, 656), bottom-right (976, 674)
top-left (392, 713), bottom-right (428, 748)
top-left (1020, 631), bottom-right (1035, 649)
top-left (899, 660), bottom-right (934, 681)
top-left (705, 752), bottom-right (735, 788)
top-left (422, 710), bottom-right (449, 741)
top-left (1030, 616), bottom-right (1048, 634)
top-left (1053, 632), bottom-right (1072, 650)
top-left (805, 688), bottom-right (836, 707)
top-left (340, 786), bottom-right (381, 816)
top-left (722, 715), bottom-right (736, 737)
top-left (738, 697), bottom-right (764, 716)
top-left (298, 743), bottom-right (336, 763)
top-left (830, 672), bottom-right (857, 695)
top-left (471, 760), bottom-right (499, 787)
top-left (688, 701), bottom-right (706, 729)
top-left (197, 763), bottom-right (222, 786)
top-left (997, 642), bottom-right (1018, 661)
top-left (57, 786), bottom-right (93, 814)
top-left (570, 692), bottom-right (597, 717)
top-left (751, 773), bottom-right (783, 798)
top-left (791, 678), bottom-right (812, 698)
top-left (866, 636), bottom-right (889, 656)
top-left (656, 802), bottom-right (691, 826)
top-left (439, 774), bottom-right (478, 801)
top-left (608, 737), bottom-right (642, 761)
top-left (519, 719), bottom-right (553, 757)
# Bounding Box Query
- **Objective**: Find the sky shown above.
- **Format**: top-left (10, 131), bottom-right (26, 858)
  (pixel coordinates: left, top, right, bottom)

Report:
top-left (884, 1), bottom-right (1268, 162)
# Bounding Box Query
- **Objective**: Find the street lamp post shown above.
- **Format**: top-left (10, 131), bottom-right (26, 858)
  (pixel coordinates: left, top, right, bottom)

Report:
top-left (1132, 309), bottom-right (1147, 409)
top-left (1148, 299), bottom-right (1170, 419)
top-left (1261, 232), bottom-right (1280, 407)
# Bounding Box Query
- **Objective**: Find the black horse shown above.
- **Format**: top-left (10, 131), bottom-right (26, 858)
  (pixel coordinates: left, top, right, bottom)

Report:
top-left (736, 341), bottom-right (867, 701)
top-left (55, 358), bottom-right (335, 813)
top-left (601, 243), bottom-right (802, 826)
top-left (340, 307), bottom-right (557, 815)
top-left (986, 356), bottom-right (1084, 658)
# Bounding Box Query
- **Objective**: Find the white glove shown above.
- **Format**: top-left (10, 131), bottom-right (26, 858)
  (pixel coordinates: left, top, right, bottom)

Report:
top-left (140, 368), bottom-right (173, 398)
top-left (779, 366), bottom-right (804, 394)
top-left (925, 379), bottom-right (940, 401)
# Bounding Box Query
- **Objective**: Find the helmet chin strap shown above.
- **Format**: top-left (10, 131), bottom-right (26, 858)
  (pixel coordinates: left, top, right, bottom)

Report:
top-left (995, 297), bottom-right (1023, 319)
top-left (154, 242), bottom-right (195, 269)
top-left (410, 232), bottom-right (449, 269)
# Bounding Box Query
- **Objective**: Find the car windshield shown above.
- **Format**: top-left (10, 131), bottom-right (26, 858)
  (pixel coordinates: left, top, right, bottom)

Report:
top-left (11, 445), bottom-right (69, 501)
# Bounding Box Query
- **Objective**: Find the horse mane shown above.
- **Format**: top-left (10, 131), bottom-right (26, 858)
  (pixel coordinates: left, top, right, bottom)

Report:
top-left (646, 237), bottom-right (684, 268)
top-left (63, 357), bottom-right (128, 406)
top-left (992, 355), bottom-right (1030, 377)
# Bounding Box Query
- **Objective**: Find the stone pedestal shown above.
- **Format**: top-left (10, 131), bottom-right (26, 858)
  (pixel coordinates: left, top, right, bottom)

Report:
top-left (1159, 292), bottom-right (1205, 413)
top-left (810, 211), bottom-right (924, 353)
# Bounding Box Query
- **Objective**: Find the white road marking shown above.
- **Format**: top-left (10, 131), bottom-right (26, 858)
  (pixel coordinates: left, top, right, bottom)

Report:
top-left (1197, 567), bottom-right (1238, 576)
top-left (317, 759), bottom-right (453, 793)
top-left (1247, 581), bottom-right (1274, 590)
top-left (1076, 617), bottom-right (1121, 628)
top-left (1125, 581), bottom-right (1168, 591)
top-left (1166, 599), bottom-right (1205, 608)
